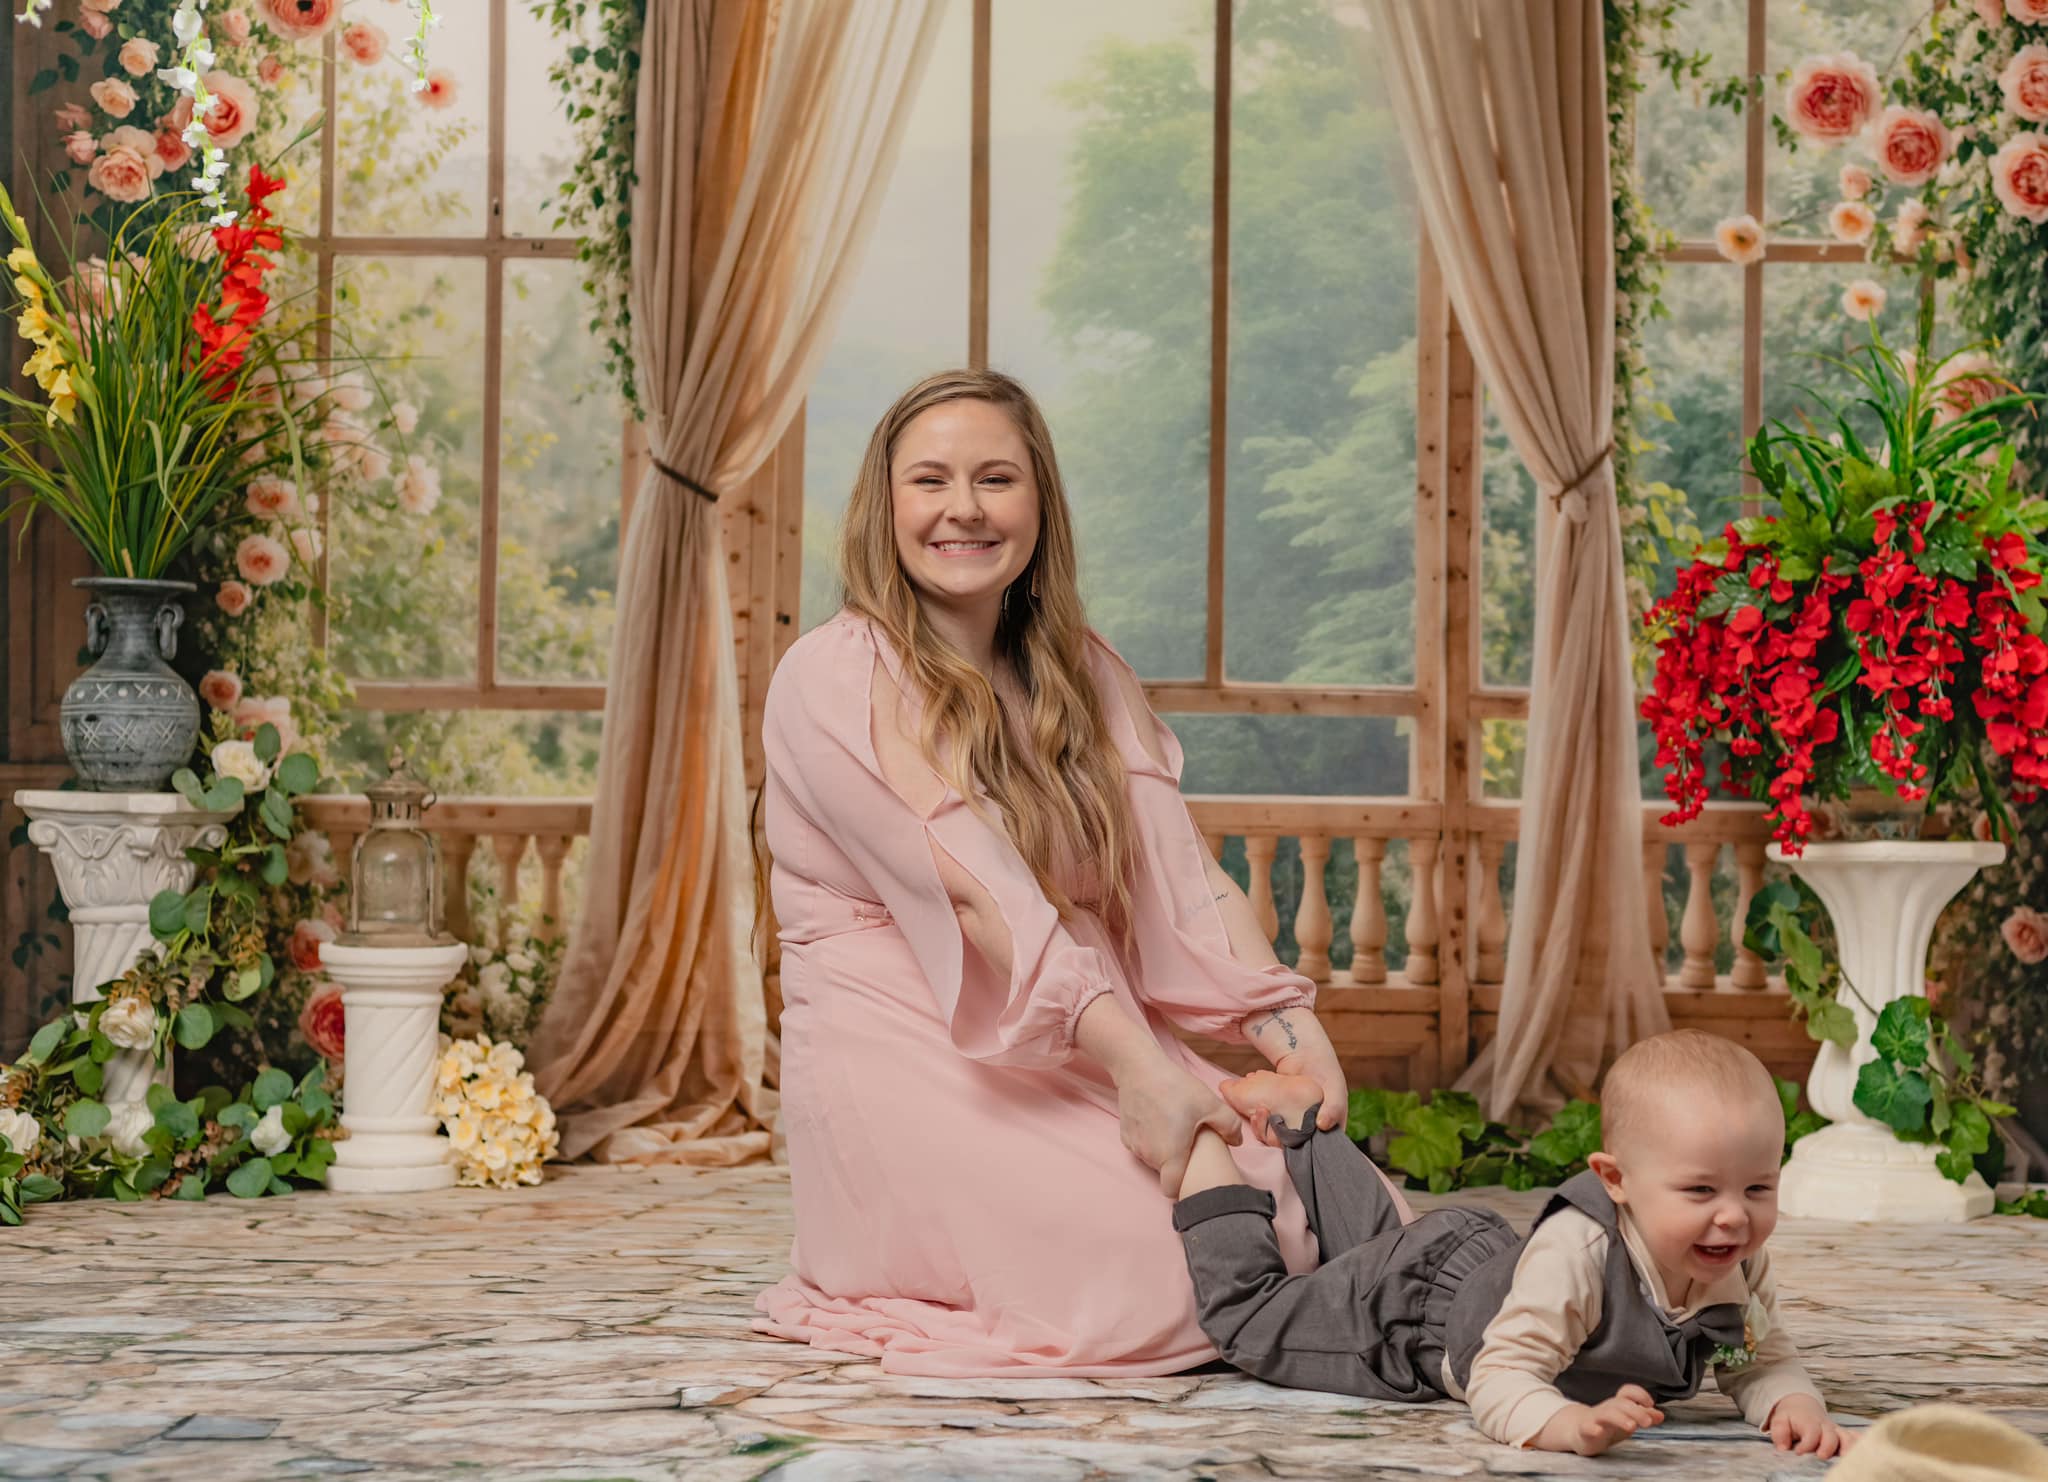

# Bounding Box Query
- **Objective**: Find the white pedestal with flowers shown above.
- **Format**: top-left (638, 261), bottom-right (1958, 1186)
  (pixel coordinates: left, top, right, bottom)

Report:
top-left (322, 941), bottom-right (468, 1193)
top-left (1772, 841), bottom-right (2004, 1223)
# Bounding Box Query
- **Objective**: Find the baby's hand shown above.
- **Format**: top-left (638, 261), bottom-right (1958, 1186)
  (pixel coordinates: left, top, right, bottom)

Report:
top-left (1547, 1385), bottom-right (1664, 1456)
top-left (1767, 1394), bottom-right (1852, 1458)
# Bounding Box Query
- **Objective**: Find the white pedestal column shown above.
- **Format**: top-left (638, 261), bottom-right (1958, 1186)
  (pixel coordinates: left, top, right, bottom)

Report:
top-left (322, 941), bottom-right (468, 1194)
top-left (13, 790), bottom-right (236, 1107)
top-left (1770, 840), bottom-right (2005, 1223)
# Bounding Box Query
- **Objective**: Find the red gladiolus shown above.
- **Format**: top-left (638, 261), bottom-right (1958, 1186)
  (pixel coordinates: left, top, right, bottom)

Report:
top-left (193, 167), bottom-right (286, 391)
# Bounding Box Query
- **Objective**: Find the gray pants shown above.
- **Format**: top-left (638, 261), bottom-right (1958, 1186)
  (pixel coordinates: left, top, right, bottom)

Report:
top-left (1172, 1115), bottom-right (1517, 1401)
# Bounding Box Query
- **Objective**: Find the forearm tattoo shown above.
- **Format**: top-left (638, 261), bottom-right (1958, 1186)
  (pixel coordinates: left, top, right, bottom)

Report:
top-left (1257, 1008), bottom-right (1299, 1052)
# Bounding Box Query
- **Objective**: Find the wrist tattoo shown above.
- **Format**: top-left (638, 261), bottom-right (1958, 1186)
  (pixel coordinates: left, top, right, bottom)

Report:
top-left (1261, 1009), bottom-right (1299, 1052)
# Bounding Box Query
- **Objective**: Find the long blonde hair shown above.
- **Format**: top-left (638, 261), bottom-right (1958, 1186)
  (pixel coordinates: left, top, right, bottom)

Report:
top-left (838, 369), bottom-right (1139, 938)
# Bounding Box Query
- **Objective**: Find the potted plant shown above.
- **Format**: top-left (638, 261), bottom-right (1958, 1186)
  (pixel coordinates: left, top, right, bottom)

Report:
top-left (1, 171), bottom-right (300, 790)
top-left (1642, 304), bottom-right (2043, 1221)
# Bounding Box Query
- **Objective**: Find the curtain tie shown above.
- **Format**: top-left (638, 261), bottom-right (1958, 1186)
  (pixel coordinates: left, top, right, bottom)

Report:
top-left (1547, 440), bottom-right (1615, 523)
top-left (652, 457), bottom-right (720, 505)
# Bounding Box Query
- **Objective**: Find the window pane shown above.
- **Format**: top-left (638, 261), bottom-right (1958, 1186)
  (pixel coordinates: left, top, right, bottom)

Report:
top-left (1225, 2), bottom-right (1416, 687)
top-left (504, 3), bottom-right (580, 238)
top-left (335, 3), bottom-right (487, 235)
top-left (1481, 399), bottom-right (1535, 688)
top-left (497, 261), bottom-right (619, 682)
top-left (331, 257), bottom-right (485, 682)
top-left (989, 0), bottom-right (1213, 680)
top-left (1170, 713), bottom-right (1409, 798)
top-left (800, 0), bottom-right (970, 634)
top-left (1761, 264), bottom-right (1916, 437)
top-left (334, 711), bottom-right (606, 797)
top-left (1482, 718), bottom-right (1525, 800)
top-left (1640, 263), bottom-right (1746, 561)
top-left (1768, 1), bottom-right (1930, 240)
top-left (1634, 0), bottom-right (1747, 241)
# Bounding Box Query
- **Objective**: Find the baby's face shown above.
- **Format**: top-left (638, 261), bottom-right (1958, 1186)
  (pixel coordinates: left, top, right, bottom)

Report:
top-left (1595, 1089), bottom-right (1784, 1294)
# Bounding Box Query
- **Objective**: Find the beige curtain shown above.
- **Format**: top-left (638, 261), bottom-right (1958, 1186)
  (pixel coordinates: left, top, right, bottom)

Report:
top-left (1365, 0), bottom-right (1667, 1119)
top-left (530, 0), bottom-right (946, 1163)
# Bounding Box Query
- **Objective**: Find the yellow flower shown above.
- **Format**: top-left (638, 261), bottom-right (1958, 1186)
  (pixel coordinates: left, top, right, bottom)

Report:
top-left (16, 301), bottom-right (55, 345)
top-left (23, 341), bottom-right (63, 383)
top-left (4, 246), bottom-right (35, 274)
top-left (46, 369), bottom-right (76, 426)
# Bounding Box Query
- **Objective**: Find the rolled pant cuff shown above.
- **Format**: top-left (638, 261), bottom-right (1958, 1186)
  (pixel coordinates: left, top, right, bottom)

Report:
top-left (1173, 1183), bottom-right (1277, 1232)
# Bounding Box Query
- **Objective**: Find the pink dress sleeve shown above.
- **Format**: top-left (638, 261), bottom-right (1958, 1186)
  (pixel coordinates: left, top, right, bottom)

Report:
top-left (763, 618), bottom-right (1118, 1070)
top-left (1085, 633), bottom-right (1317, 1043)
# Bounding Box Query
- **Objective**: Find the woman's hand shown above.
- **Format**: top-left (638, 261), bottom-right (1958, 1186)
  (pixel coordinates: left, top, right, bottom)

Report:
top-left (1243, 1006), bottom-right (1347, 1134)
top-left (1116, 1057), bottom-right (1244, 1196)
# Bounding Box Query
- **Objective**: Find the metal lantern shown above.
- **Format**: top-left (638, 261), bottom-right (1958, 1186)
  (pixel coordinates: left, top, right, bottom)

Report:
top-left (338, 747), bottom-right (455, 948)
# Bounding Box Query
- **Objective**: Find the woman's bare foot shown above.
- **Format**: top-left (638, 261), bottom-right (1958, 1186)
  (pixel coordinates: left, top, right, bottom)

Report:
top-left (1218, 1071), bottom-right (1325, 1146)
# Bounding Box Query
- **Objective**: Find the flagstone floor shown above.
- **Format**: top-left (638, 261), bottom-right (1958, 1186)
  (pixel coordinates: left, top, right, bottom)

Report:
top-left (2, 1166), bottom-right (2045, 1482)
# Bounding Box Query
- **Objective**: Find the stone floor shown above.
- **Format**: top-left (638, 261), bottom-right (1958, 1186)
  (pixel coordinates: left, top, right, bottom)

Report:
top-left (2, 1168), bottom-right (2046, 1482)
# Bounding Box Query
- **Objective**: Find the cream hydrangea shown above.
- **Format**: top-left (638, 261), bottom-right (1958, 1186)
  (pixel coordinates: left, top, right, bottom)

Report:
top-left (431, 1034), bottom-right (558, 1189)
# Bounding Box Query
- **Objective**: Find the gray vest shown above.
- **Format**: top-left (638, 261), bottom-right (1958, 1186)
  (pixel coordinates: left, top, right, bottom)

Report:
top-left (1443, 1170), bottom-right (1748, 1404)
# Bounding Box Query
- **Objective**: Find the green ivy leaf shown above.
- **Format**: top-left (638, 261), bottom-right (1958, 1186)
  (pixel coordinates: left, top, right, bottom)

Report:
top-left (1935, 1147), bottom-right (1977, 1184)
top-left (225, 1157), bottom-right (273, 1199)
top-left (1946, 1102), bottom-right (1992, 1159)
top-left (1785, 1110), bottom-right (1829, 1154)
top-left (1806, 999), bottom-right (1858, 1049)
top-left (1852, 1060), bottom-right (1933, 1134)
top-left (252, 1068), bottom-right (293, 1112)
top-left (1774, 1076), bottom-right (1802, 1124)
top-left (1346, 1087), bottom-right (1390, 1141)
top-left (1425, 1091), bottom-right (1487, 1141)
top-left (274, 752), bottom-right (319, 797)
top-left (1871, 998), bottom-right (1931, 1069)
top-left (1528, 1101), bottom-right (1603, 1168)
top-left (174, 1003), bottom-right (215, 1051)
top-left (1387, 1117), bottom-right (1464, 1184)
top-left (1780, 915), bottom-right (1824, 989)
top-left (64, 1100), bottom-right (111, 1139)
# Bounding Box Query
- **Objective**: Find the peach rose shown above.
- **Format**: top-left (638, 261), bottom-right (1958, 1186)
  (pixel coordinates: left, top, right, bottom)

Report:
top-left (291, 920), bottom-right (337, 975)
top-left (1838, 163), bottom-right (1872, 199)
top-left (245, 474), bottom-right (300, 519)
top-left (89, 78), bottom-right (138, 119)
top-left (2002, 906), bottom-right (2048, 964)
top-left (215, 579), bottom-right (253, 616)
top-left (233, 694), bottom-right (296, 748)
top-left (2009, 0), bottom-right (2048, 21)
top-left (117, 37), bottom-right (160, 77)
top-left (258, 53), bottom-right (286, 85)
top-left (289, 525), bottom-right (323, 566)
top-left (155, 129), bottom-right (192, 174)
top-left (1992, 131), bottom-right (2048, 222)
top-left (329, 371), bottom-right (374, 412)
top-left (396, 454), bottom-right (441, 515)
top-left (103, 126), bottom-right (163, 177)
top-left (2002, 45), bottom-right (2048, 123)
top-left (222, 10), bottom-right (252, 45)
top-left (1713, 213), bottom-right (1766, 265)
top-left (78, 0), bottom-right (123, 11)
top-left (1841, 278), bottom-right (1887, 321)
top-left (418, 68), bottom-right (458, 109)
top-left (53, 103), bottom-right (90, 132)
top-left (298, 979), bottom-right (346, 1059)
top-left (87, 146), bottom-right (153, 203)
top-left (1868, 105), bottom-right (1949, 186)
top-left (1979, 0), bottom-right (2009, 22)
top-left (257, 0), bottom-right (339, 41)
top-left (1783, 52), bottom-right (1881, 146)
top-left (1893, 197), bottom-right (1931, 252)
top-left (198, 669), bottom-right (244, 712)
top-left (390, 400), bottom-right (419, 436)
top-left (352, 442), bottom-right (391, 484)
top-left (79, 9), bottom-right (111, 38)
top-left (1828, 200), bottom-right (1876, 243)
top-left (161, 94), bottom-right (195, 134)
top-left (341, 21), bottom-right (387, 65)
top-left (236, 532), bottom-right (290, 585)
top-left (201, 70), bottom-right (259, 150)
top-left (63, 131), bottom-right (97, 166)
top-left (1931, 350), bottom-right (2004, 424)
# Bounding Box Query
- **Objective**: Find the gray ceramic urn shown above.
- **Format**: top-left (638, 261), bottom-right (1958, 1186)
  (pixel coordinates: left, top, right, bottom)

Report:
top-left (59, 577), bottom-right (202, 792)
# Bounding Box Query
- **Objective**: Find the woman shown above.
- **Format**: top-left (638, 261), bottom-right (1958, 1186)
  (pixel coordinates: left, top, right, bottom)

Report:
top-left (753, 369), bottom-right (1409, 1376)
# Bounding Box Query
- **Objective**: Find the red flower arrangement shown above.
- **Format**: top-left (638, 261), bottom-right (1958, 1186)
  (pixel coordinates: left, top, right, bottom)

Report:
top-left (193, 166), bottom-right (286, 387)
top-left (1643, 330), bottom-right (2045, 851)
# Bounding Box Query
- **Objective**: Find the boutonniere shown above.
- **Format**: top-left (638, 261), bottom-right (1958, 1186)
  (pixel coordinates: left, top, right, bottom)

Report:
top-left (1710, 1294), bottom-right (1769, 1370)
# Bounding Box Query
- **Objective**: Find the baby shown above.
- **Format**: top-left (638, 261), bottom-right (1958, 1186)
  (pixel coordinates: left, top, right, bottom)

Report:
top-left (1172, 1029), bottom-right (1851, 1458)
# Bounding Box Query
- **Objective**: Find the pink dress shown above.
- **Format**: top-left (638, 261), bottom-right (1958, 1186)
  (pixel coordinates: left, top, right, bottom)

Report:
top-left (751, 611), bottom-right (1325, 1376)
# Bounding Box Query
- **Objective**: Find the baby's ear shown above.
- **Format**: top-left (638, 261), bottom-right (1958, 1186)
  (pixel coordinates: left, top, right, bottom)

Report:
top-left (1587, 1150), bottom-right (1627, 1203)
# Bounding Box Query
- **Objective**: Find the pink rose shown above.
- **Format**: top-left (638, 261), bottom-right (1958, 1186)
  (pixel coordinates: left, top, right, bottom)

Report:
top-left (89, 78), bottom-right (138, 119)
top-left (201, 71), bottom-right (259, 150)
top-left (1931, 350), bottom-right (2004, 424)
top-left (1828, 200), bottom-right (1876, 244)
top-left (290, 920), bottom-right (337, 975)
top-left (289, 525), bottom-right (323, 566)
top-left (419, 68), bottom-right (458, 109)
top-left (341, 21), bottom-right (387, 65)
top-left (298, 979), bottom-right (346, 1060)
top-left (53, 103), bottom-right (90, 132)
top-left (198, 669), bottom-right (244, 712)
top-left (155, 129), bottom-right (192, 173)
top-left (161, 94), bottom-right (195, 134)
top-left (256, 0), bottom-right (339, 41)
top-left (1841, 278), bottom-right (1887, 321)
top-left (2002, 906), bottom-right (2048, 964)
top-left (396, 454), bottom-right (441, 515)
top-left (79, 9), bottom-right (111, 38)
top-left (63, 131), bottom-right (98, 166)
top-left (103, 126), bottom-right (162, 177)
top-left (2002, 44), bottom-right (2048, 123)
top-left (1838, 163), bottom-right (1872, 199)
top-left (215, 579), bottom-right (253, 616)
top-left (1979, 0), bottom-right (2010, 22)
top-left (1783, 52), bottom-right (1881, 146)
top-left (1868, 105), bottom-right (1949, 186)
top-left (245, 474), bottom-right (300, 519)
top-left (236, 532), bottom-right (290, 585)
top-left (2010, 0), bottom-right (2048, 21)
top-left (232, 694), bottom-right (296, 748)
top-left (87, 147), bottom-right (153, 203)
top-left (222, 10), bottom-right (252, 45)
top-left (117, 37), bottom-right (159, 77)
top-left (258, 53), bottom-right (286, 86)
top-left (1992, 131), bottom-right (2048, 222)
top-left (78, 0), bottom-right (123, 11)
top-left (1893, 198), bottom-right (1931, 252)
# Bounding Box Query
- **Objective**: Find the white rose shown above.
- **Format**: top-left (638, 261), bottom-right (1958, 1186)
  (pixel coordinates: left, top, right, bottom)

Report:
top-left (210, 738), bottom-right (272, 791)
top-left (505, 951), bottom-right (534, 975)
top-left (98, 997), bottom-right (158, 1051)
top-left (106, 1098), bottom-right (156, 1158)
top-left (390, 400), bottom-right (419, 436)
top-left (0, 1108), bottom-right (42, 1156)
top-left (249, 1103), bottom-right (291, 1157)
top-left (477, 961), bottom-right (512, 994)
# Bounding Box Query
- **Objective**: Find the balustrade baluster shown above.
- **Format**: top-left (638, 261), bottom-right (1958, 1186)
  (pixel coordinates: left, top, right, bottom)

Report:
top-left (1679, 841), bottom-right (1720, 989)
top-left (1643, 840), bottom-right (1670, 975)
top-left (442, 835), bottom-right (477, 944)
top-left (1404, 835), bottom-right (1440, 986)
top-left (1347, 836), bottom-right (1387, 984)
top-left (535, 835), bottom-right (572, 939)
top-left (1476, 838), bottom-right (1507, 984)
top-left (492, 834), bottom-right (530, 947)
top-left (1294, 835), bottom-right (1332, 981)
top-left (1245, 836), bottom-right (1280, 944)
top-left (1729, 839), bottom-right (1768, 990)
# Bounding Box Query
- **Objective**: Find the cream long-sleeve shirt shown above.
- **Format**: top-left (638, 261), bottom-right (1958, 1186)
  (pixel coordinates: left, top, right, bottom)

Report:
top-left (1441, 1206), bottom-right (1825, 1449)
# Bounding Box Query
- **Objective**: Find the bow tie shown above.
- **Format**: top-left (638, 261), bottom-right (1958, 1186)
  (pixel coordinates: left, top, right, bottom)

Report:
top-left (1684, 1299), bottom-right (1749, 1352)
